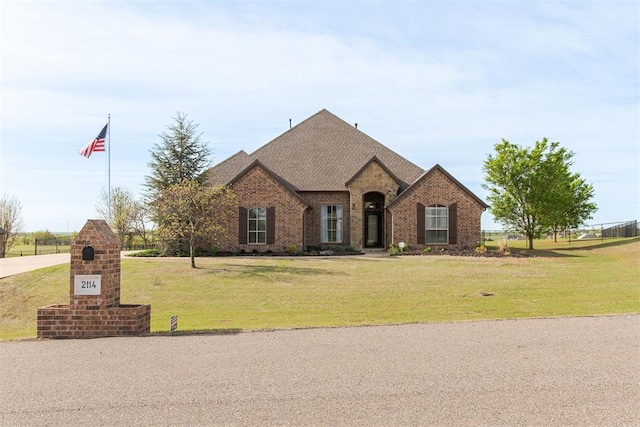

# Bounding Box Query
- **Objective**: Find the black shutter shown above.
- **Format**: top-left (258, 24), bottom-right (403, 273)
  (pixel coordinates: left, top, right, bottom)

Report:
top-left (239, 207), bottom-right (247, 244)
top-left (448, 203), bottom-right (457, 245)
top-left (417, 203), bottom-right (425, 245)
top-left (266, 207), bottom-right (275, 245)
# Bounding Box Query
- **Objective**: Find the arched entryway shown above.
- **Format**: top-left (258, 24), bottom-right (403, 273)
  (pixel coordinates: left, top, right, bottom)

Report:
top-left (363, 192), bottom-right (385, 248)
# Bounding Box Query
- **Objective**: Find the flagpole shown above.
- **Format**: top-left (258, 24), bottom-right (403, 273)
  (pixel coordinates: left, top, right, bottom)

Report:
top-left (108, 113), bottom-right (111, 222)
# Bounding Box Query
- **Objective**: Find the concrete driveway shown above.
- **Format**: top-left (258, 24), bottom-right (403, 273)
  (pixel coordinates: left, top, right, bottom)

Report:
top-left (0, 253), bottom-right (70, 278)
top-left (0, 251), bottom-right (140, 278)
top-left (1, 315), bottom-right (638, 426)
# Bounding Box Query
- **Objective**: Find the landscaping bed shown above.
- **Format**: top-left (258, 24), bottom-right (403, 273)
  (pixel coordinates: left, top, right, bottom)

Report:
top-left (396, 246), bottom-right (531, 258)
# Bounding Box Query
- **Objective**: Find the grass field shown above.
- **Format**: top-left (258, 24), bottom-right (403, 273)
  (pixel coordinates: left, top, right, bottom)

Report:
top-left (1, 238), bottom-right (638, 341)
top-left (5, 243), bottom-right (70, 257)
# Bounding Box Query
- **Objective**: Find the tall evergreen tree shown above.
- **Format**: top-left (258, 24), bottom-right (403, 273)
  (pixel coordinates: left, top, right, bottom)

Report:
top-left (145, 112), bottom-right (212, 203)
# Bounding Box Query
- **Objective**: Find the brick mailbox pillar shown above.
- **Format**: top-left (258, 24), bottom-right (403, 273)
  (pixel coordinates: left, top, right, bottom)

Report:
top-left (37, 219), bottom-right (151, 338)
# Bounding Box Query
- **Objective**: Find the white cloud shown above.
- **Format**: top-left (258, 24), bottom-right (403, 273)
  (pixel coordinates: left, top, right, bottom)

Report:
top-left (1, 0), bottom-right (638, 231)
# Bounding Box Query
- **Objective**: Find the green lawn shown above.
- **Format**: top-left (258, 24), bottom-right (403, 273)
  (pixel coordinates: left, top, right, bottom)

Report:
top-left (1, 238), bottom-right (638, 341)
top-left (5, 243), bottom-right (70, 257)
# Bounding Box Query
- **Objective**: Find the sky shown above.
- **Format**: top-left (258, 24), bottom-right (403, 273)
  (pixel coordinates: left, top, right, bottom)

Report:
top-left (1, 0), bottom-right (638, 233)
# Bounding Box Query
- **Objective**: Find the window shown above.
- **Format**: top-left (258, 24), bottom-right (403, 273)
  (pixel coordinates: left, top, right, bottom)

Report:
top-left (321, 205), bottom-right (343, 243)
top-left (426, 204), bottom-right (448, 244)
top-left (248, 207), bottom-right (266, 244)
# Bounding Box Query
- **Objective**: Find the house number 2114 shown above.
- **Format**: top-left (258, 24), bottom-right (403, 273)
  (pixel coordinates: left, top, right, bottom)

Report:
top-left (74, 275), bottom-right (102, 295)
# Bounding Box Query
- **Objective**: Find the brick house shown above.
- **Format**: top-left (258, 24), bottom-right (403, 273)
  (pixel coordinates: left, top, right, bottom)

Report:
top-left (207, 109), bottom-right (487, 252)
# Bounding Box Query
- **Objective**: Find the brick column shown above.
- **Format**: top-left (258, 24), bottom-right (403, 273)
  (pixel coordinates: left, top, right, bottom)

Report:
top-left (70, 220), bottom-right (121, 309)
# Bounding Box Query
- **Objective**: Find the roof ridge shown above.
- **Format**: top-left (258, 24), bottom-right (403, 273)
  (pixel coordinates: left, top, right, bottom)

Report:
top-left (213, 109), bottom-right (426, 191)
top-left (216, 150), bottom-right (252, 165)
top-left (249, 109), bottom-right (335, 157)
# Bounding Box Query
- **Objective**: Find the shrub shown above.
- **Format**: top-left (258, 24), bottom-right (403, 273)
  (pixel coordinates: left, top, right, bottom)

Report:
top-left (389, 242), bottom-right (411, 256)
top-left (286, 244), bottom-right (297, 254)
top-left (423, 246), bottom-right (432, 254)
top-left (322, 245), bottom-right (358, 254)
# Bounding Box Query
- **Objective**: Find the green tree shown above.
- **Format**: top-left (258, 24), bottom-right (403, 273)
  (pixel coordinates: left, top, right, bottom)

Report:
top-left (0, 194), bottom-right (25, 258)
top-left (546, 174), bottom-right (597, 242)
top-left (144, 112), bottom-right (212, 202)
top-left (482, 138), bottom-right (597, 250)
top-left (152, 180), bottom-right (236, 268)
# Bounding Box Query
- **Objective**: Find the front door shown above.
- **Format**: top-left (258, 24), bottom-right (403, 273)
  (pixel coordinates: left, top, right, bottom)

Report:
top-left (365, 212), bottom-right (383, 248)
top-left (363, 192), bottom-right (385, 248)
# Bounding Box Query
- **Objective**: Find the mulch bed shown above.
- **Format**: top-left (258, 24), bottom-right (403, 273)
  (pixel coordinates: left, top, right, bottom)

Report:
top-left (398, 247), bottom-right (531, 258)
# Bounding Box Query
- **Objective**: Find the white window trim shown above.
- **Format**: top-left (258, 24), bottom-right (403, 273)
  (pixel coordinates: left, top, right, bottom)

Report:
top-left (248, 207), bottom-right (266, 245)
top-left (321, 205), bottom-right (343, 244)
top-left (426, 204), bottom-right (448, 244)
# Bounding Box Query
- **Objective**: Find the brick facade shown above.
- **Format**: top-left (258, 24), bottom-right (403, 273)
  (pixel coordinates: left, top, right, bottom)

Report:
top-left (220, 163), bottom-right (485, 252)
top-left (388, 166), bottom-right (485, 249)
top-left (207, 111), bottom-right (486, 253)
top-left (222, 165), bottom-right (308, 253)
top-left (300, 191), bottom-right (351, 248)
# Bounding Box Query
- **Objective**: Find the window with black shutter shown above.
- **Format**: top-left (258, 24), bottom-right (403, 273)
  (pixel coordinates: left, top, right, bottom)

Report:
top-left (238, 207), bottom-right (248, 244)
top-left (417, 203), bottom-right (425, 245)
top-left (266, 207), bottom-right (275, 245)
top-left (448, 203), bottom-right (457, 245)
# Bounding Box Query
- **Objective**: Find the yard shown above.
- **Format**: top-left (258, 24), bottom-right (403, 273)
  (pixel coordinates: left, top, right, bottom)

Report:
top-left (1, 238), bottom-right (638, 341)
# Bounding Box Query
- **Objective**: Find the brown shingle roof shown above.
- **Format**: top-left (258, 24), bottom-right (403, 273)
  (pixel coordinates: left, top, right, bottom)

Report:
top-left (207, 109), bottom-right (425, 191)
top-left (251, 109), bottom-right (424, 191)
top-left (207, 150), bottom-right (254, 187)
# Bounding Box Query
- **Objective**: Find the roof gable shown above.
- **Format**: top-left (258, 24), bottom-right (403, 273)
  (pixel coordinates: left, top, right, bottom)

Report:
top-left (387, 164), bottom-right (488, 209)
top-left (229, 160), bottom-right (310, 207)
top-left (207, 150), bottom-right (254, 187)
top-left (346, 156), bottom-right (403, 188)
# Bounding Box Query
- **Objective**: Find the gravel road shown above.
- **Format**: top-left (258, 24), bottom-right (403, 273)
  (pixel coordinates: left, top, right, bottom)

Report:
top-left (1, 315), bottom-right (638, 426)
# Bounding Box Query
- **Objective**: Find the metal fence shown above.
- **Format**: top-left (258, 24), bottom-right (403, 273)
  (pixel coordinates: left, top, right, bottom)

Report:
top-left (33, 237), bottom-right (72, 255)
top-left (4, 237), bottom-right (72, 257)
top-left (482, 220), bottom-right (639, 243)
top-left (601, 220), bottom-right (639, 238)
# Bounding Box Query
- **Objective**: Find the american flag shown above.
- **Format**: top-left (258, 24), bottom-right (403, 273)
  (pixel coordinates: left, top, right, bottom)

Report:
top-left (78, 123), bottom-right (108, 158)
